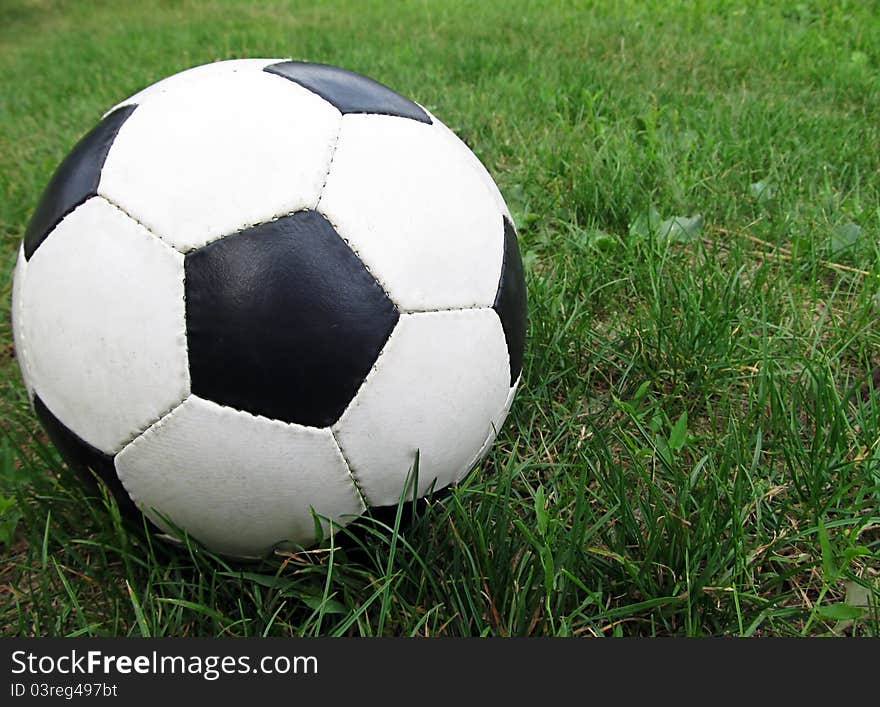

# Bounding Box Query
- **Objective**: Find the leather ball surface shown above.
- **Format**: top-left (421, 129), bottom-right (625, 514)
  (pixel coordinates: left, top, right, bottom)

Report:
top-left (11, 59), bottom-right (527, 558)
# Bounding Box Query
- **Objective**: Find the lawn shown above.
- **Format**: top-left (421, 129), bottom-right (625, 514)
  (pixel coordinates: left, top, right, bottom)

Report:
top-left (1, 0), bottom-right (878, 637)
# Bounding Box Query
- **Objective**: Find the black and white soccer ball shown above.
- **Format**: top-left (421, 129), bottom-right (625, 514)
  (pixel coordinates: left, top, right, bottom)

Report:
top-left (11, 59), bottom-right (526, 558)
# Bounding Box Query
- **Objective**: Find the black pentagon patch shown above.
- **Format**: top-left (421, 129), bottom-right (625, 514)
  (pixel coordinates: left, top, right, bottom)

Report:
top-left (493, 217), bottom-right (527, 385)
top-left (24, 104), bottom-right (137, 261)
top-left (185, 210), bottom-right (399, 427)
top-left (33, 394), bottom-right (147, 523)
top-left (264, 60), bottom-right (431, 124)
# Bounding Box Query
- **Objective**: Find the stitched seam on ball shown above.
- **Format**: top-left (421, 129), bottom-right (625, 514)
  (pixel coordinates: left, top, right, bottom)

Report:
top-left (115, 393), bottom-right (190, 457)
top-left (331, 311), bottom-right (400, 424)
top-left (180, 208), bottom-right (315, 254)
top-left (332, 306), bottom-right (491, 425)
top-left (115, 394), bottom-right (192, 506)
top-left (316, 208), bottom-right (399, 307)
top-left (491, 227), bottom-right (513, 384)
top-left (330, 428), bottom-right (371, 509)
top-left (309, 135), bottom-right (398, 309)
top-left (95, 193), bottom-right (192, 443)
top-left (178, 250), bottom-right (191, 405)
top-left (315, 113), bottom-right (343, 210)
top-left (312, 119), bottom-right (400, 306)
top-left (492, 222), bottom-right (508, 310)
top-left (401, 304), bottom-right (489, 314)
top-left (186, 395), bottom-right (330, 432)
top-left (98, 194), bottom-right (179, 252)
top-left (13, 253), bottom-right (34, 397)
top-left (25, 195), bottom-right (94, 262)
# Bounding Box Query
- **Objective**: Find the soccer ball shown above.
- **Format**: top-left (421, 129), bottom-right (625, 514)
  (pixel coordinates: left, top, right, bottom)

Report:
top-left (11, 59), bottom-right (526, 558)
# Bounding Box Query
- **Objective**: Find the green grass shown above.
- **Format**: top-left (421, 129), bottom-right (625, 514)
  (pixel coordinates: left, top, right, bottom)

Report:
top-left (2, 0), bottom-right (879, 636)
